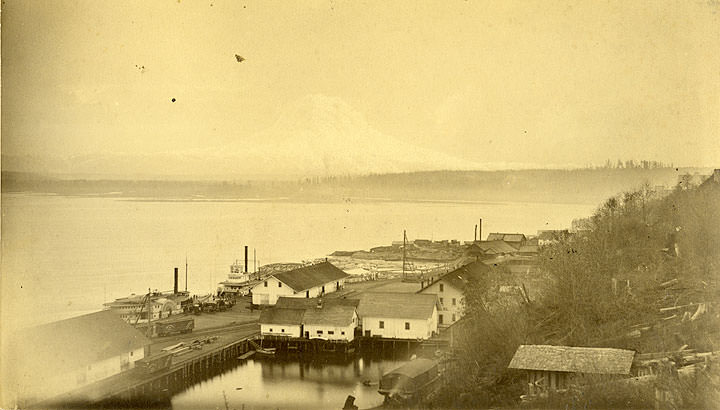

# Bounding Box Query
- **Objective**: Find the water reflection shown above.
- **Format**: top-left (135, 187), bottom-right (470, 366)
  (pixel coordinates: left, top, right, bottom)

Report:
top-left (172, 356), bottom-right (408, 410)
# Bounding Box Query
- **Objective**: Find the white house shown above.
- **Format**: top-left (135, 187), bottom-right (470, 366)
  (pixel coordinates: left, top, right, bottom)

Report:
top-left (357, 292), bottom-right (439, 340)
top-left (259, 297), bottom-right (360, 341)
top-left (418, 261), bottom-right (490, 328)
top-left (258, 307), bottom-right (305, 338)
top-left (6, 310), bottom-right (151, 407)
top-left (251, 262), bottom-right (349, 305)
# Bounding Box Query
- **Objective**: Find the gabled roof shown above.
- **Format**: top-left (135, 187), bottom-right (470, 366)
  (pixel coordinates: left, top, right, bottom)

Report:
top-left (464, 243), bottom-right (486, 256)
top-left (384, 358), bottom-right (438, 379)
top-left (273, 262), bottom-right (349, 292)
top-left (357, 292), bottom-right (438, 320)
top-left (508, 345), bottom-right (635, 375)
top-left (486, 233), bottom-right (526, 242)
top-left (264, 297), bottom-right (359, 327)
top-left (14, 310), bottom-right (151, 375)
top-left (419, 261), bottom-right (489, 293)
top-left (476, 240), bottom-right (518, 254)
top-left (304, 304), bottom-right (356, 327)
top-left (275, 296), bottom-right (359, 309)
top-left (258, 307), bottom-right (305, 325)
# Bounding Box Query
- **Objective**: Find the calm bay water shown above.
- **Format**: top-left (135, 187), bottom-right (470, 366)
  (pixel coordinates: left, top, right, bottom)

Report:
top-left (172, 356), bottom-right (405, 410)
top-left (1, 194), bottom-right (594, 330)
top-left (1, 194), bottom-right (595, 409)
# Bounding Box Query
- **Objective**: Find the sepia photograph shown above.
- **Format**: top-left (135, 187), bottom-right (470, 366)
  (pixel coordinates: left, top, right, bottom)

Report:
top-left (1, 1), bottom-right (719, 409)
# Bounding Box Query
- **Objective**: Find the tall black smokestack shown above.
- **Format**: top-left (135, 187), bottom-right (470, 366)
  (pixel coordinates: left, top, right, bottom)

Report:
top-left (244, 246), bottom-right (249, 273)
top-left (174, 267), bottom-right (179, 294)
top-left (479, 218), bottom-right (483, 241)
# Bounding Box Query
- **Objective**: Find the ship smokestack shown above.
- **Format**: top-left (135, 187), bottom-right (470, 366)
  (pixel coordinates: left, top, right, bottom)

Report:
top-left (244, 246), bottom-right (249, 273)
top-left (174, 267), bottom-right (179, 294)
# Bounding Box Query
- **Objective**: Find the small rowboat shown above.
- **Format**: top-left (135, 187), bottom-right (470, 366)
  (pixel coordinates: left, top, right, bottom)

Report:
top-left (255, 347), bottom-right (277, 356)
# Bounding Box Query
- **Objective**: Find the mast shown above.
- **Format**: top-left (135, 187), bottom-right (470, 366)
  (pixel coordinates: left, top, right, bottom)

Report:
top-left (146, 288), bottom-right (153, 338)
top-left (185, 254), bottom-right (188, 292)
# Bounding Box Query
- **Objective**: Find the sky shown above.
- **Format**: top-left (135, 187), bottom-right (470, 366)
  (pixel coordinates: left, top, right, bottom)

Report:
top-left (2, 0), bottom-right (719, 176)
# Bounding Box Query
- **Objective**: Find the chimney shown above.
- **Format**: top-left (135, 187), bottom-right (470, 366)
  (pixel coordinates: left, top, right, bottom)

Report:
top-left (474, 224), bottom-right (477, 242)
top-left (244, 246), bottom-right (249, 273)
top-left (478, 218), bottom-right (483, 241)
top-left (173, 267), bottom-right (179, 294)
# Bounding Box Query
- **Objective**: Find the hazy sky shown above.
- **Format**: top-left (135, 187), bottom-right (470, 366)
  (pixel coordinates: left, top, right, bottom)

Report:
top-left (2, 0), bottom-right (719, 172)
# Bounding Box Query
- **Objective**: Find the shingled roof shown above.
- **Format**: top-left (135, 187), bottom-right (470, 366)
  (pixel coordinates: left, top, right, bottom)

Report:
top-left (357, 292), bottom-right (438, 320)
top-left (275, 297), bottom-right (359, 309)
top-left (274, 262), bottom-right (349, 292)
top-left (508, 345), bottom-right (635, 375)
top-left (486, 233), bottom-right (526, 243)
top-left (261, 297), bottom-right (358, 327)
top-left (258, 307), bottom-right (306, 325)
top-left (304, 304), bottom-right (356, 327)
top-left (477, 240), bottom-right (518, 254)
top-left (384, 358), bottom-right (438, 378)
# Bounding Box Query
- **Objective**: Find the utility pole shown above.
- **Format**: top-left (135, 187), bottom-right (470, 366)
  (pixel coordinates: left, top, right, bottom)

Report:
top-left (185, 254), bottom-right (188, 292)
top-left (402, 230), bottom-right (408, 281)
top-left (254, 248), bottom-right (257, 273)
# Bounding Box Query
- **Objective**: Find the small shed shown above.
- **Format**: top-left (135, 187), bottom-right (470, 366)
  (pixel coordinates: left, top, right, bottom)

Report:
top-left (508, 345), bottom-right (635, 396)
top-left (378, 358), bottom-right (439, 399)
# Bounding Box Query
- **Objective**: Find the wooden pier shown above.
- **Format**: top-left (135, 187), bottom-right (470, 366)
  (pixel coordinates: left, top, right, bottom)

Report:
top-left (35, 335), bottom-right (258, 408)
top-left (34, 331), bottom-right (450, 408)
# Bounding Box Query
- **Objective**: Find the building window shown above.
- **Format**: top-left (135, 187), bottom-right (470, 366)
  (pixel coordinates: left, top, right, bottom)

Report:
top-left (439, 284), bottom-right (444, 292)
top-left (341, 331), bottom-right (345, 335)
top-left (328, 330), bottom-right (334, 335)
top-left (452, 314), bottom-right (456, 321)
top-left (405, 322), bottom-right (410, 330)
top-left (452, 298), bottom-right (456, 306)
top-left (439, 297), bottom-right (444, 304)
top-left (278, 282), bottom-right (282, 288)
top-left (439, 314), bottom-right (444, 324)
top-left (264, 281), bottom-right (268, 287)
top-left (130, 351), bottom-right (134, 357)
top-left (317, 330), bottom-right (323, 334)
top-left (270, 328), bottom-right (273, 332)
top-left (379, 321), bottom-right (384, 329)
top-left (281, 328), bottom-right (285, 333)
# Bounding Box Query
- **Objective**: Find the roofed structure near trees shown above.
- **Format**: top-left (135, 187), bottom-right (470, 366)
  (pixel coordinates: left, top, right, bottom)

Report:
top-left (508, 345), bottom-right (635, 375)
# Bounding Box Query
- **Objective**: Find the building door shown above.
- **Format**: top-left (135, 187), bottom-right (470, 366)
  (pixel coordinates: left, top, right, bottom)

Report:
top-left (365, 330), bottom-right (371, 337)
top-left (439, 314), bottom-right (444, 324)
top-left (306, 290), bottom-right (309, 298)
top-left (305, 331), bottom-right (309, 338)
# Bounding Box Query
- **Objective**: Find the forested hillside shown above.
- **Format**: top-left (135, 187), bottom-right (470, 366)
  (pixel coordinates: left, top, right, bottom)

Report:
top-left (435, 173), bottom-right (720, 408)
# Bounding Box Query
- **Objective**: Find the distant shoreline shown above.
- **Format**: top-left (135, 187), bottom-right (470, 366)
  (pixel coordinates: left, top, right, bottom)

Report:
top-left (2, 167), bottom-right (701, 206)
